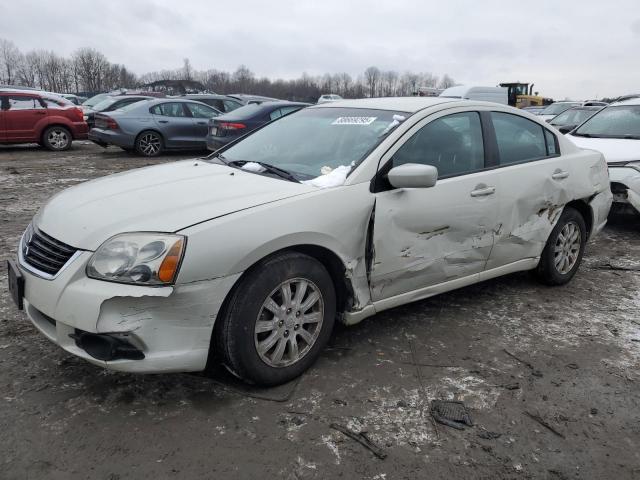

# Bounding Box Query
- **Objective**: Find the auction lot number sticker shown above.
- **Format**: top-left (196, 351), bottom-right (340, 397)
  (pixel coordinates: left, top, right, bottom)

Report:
top-left (332, 117), bottom-right (377, 125)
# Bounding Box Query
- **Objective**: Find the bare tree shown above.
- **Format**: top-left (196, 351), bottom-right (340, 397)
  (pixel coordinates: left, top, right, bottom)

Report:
top-left (0, 39), bottom-right (22, 84)
top-left (364, 66), bottom-right (380, 98)
top-left (438, 74), bottom-right (455, 89)
top-left (182, 58), bottom-right (193, 81)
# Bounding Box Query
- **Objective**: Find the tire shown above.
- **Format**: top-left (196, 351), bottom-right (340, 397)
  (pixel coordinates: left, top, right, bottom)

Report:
top-left (42, 126), bottom-right (72, 151)
top-left (535, 206), bottom-right (587, 285)
top-left (135, 130), bottom-right (163, 157)
top-left (214, 252), bottom-right (336, 386)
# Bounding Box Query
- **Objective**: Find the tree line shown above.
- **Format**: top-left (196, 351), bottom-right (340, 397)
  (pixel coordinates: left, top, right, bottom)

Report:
top-left (0, 38), bottom-right (455, 100)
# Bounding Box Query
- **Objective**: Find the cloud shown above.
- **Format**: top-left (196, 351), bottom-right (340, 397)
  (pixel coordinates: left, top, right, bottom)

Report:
top-left (1, 0), bottom-right (639, 99)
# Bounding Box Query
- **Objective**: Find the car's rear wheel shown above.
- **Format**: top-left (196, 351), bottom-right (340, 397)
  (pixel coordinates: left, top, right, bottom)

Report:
top-left (214, 252), bottom-right (336, 386)
top-left (135, 131), bottom-right (163, 157)
top-left (42, 126), bottom-right (71, 151)
top-left (535, 206), bottom-right (586, 285)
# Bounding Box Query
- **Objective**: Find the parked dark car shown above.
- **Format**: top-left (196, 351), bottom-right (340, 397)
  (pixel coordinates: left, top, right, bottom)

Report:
top-left (0, 88), bottom-right (88, 150)
top-left (548, 106), bottom-right (603, 133)
top-left (181, 94), bottom-right (243, 113)
top-left (84, 95), bottom-right (153, 128)
top-left (89, 98), bottom-right (221, 156)
top-left (206, 101), bottom-right (309, 150)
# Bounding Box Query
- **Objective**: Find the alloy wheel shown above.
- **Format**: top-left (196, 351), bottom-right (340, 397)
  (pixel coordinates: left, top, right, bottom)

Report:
top-left (254, 278), bottom-right (324, 368)
top-left (48, 129), bottom-right (69, 149)
top-left (554, 221), bottom-right (581, 274)
top-left (139, 133), bottom-right (161, 156)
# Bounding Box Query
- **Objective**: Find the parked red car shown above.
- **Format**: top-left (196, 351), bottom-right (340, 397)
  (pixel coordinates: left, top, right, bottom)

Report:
top-left (0, 89), bottom-right (88, 150)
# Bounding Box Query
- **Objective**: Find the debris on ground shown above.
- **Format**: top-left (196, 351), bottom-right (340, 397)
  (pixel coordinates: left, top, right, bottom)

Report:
top-left (523, 411), bottom-right (565, 438)
top-left (477, 428), bottom-right (502, 440)
top-left (430, 400), bottom-right (473, 430)
top-left (504, 349), bottom-right (543, 377)
top-left (329, 423), bottom-right (387, 459)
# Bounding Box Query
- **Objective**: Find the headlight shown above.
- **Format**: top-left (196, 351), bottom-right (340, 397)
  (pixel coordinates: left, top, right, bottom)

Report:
top-left (87, 233), bottom-right (186, 285)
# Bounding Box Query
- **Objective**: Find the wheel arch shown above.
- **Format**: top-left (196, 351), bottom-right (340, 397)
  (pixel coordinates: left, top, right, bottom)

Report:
top-left (41, 123), bottom-right (72, 141)
top-left (135, 128), bottom-right (165, 146)
top-left (564, 198), bottom-right (593, 239)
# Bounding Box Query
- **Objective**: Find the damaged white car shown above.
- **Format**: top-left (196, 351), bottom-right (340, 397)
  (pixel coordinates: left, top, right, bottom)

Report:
top-left (7, 97), bottom-right (612, 386)
top-left (566, 98), bottom-right (640, 213)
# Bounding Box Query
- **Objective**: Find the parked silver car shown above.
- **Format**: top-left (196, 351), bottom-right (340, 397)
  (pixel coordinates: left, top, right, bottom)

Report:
top-left (9, 97), bottom-right (612, 386)
top-left (88, 98), bottom-right (221, 156)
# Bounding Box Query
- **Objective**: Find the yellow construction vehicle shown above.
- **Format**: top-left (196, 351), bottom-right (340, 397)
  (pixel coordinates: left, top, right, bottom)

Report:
top-left (499, 82), bottom-right (553, 108)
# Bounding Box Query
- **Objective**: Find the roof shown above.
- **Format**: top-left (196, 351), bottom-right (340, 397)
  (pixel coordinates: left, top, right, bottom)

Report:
top-left (309, 96), bottom-right (457, 113)
top-left (611, 97), bottom-right (640, 106)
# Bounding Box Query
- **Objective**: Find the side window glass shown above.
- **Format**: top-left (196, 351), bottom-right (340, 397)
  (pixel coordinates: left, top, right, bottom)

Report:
top-left (269, 109), bottom-right (283, 121)
top-left (544, 129), bottom-right (559, 156)
top-left (186, 103), bottom-right (217, 118)
top-left (392, 112), bottom-right (485, 178)
top-left (223, 100), bottom-right (241, 112)
top-left (8, 96), bottom-right (39, 110)
top-left (280, 106), bottom-right (300, 116)
top-left (492, 112), bottom-right (547, 165)
top-left (151, 103), bottom-right (187, 117)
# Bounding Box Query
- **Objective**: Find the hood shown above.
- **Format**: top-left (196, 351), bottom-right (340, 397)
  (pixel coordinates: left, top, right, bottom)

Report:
top-left (35, 160), bottom-right (315, 250)
top-left (566, 135), bottom-right (640, 163)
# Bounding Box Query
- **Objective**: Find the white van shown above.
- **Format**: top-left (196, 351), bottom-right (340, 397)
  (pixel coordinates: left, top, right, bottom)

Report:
top-left (440, 85), bottom-right (508, 105)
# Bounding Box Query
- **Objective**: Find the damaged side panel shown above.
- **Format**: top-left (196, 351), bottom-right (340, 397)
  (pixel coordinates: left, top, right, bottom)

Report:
top-left (369, 171), bottom-right (500, 302)
top-left (486, 151), bottom-right (609, 270)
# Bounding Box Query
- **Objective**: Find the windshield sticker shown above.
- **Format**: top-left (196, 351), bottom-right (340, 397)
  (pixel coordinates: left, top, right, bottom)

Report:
top-left (332, 116), bottom-right (377, 125)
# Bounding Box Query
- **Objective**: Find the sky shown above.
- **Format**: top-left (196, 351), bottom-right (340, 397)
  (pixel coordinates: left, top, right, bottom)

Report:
top-left (2, 0), bottom-right (639, 100)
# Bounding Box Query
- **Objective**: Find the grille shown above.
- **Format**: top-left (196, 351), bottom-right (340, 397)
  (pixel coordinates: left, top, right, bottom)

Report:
top-left (23, 227), bottom-right (77, 276)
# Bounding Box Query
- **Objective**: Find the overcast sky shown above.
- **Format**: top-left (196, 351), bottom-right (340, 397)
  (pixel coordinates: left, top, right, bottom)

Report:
top-left (2, 0), bottom-right (639, 99)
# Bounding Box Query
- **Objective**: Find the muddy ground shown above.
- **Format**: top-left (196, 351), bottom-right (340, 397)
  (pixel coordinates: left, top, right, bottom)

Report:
top-left (1, 142), bottom-right (639, 480)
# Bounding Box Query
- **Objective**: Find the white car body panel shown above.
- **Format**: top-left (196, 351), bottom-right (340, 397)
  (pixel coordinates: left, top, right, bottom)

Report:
top-left (567, 134), bottom-right (640, 211)
top-left (15, 97), bottom-right (612, 373)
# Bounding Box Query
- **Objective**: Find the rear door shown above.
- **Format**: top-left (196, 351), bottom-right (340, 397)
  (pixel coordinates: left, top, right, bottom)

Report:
top-left (370, 109), bottom-right (500, 301)
top-left (485, 111), bottom-right (570, 269)
top-left (150, 102), bottom-right (194, 148)
top-left (4, 94), bottom-right (47, 142)
top-left (184, 103), bottom-right (220, 145)
top-left (0, 95), bottom-right (6, 141)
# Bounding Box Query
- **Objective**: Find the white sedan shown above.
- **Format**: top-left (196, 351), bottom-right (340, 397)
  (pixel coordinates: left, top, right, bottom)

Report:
top-left (8, 97), bottom-right (612, 386)
top-left (566, 97), bottom-right (640, 213)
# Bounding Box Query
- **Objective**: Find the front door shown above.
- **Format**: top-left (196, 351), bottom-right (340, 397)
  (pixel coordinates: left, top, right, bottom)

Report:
top-left (370, 110), bottom-right (500, 301)
top-left (3, 94), bottom-right (46, 142)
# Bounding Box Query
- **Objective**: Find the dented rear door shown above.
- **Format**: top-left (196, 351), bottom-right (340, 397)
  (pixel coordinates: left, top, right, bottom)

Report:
top-left (369, 109), bottom-right (500, 302)
top-left (485, 111), bottom-right (570, 269)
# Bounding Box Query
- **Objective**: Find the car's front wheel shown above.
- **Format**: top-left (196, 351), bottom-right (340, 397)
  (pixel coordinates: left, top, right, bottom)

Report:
top-left (535, 206), bottom-right (587, 285)
top-left (42, 126), bottom-right (72, 151)
top-left (135, 130), bottom-right (163, 157)
top-left (214, 252), bottom-right (336, 386)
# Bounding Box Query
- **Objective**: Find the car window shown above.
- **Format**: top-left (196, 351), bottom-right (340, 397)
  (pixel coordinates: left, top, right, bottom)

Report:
top-left (7, 96), bottom-right (42, 110)
top-left (491, 112), bottom-right (548, 165)
top-left (150, 102), bottom-right (188, 117)
top-left (223, 100), bottom-right (242, 112)
top-left (186, 103), bottom-right (218, 119)
top-left (280, 106), bottom-right (301, 116)
top-left (392, 112), bottom-right (485, 178)
top-left (269, 109), bottom-right (283, 121)
top-left (574, 105), bottom-right (640, 138)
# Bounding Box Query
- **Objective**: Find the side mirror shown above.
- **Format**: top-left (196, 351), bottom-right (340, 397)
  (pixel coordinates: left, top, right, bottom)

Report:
top-left (558, 125), bottom-right (576, 134)
top-left (387, 163), bottom-right (438, 189)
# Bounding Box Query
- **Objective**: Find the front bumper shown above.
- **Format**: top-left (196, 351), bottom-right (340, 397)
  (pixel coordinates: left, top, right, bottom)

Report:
top-left (88, 128), bottom-right (135, 149)
top-left (608, 166), bottom-right (640, 213)
top-left (15, 250), bottom-right (241, 373)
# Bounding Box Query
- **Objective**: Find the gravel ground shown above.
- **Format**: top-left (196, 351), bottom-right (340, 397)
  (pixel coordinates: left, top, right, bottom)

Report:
top-left (1, 142), bottom-right (640, 480)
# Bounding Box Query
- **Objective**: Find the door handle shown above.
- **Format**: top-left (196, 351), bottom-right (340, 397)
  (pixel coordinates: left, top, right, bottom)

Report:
top-left (158, 120), bottom-right (169, 124)
top-left (197, 121), bottom-right (207, 125)
top-left (552, 170), bottom-right (569, 180)
top-left (35, 111), bottom-right (46, 115)
top-left (470, 186), bottom-right (496, 197)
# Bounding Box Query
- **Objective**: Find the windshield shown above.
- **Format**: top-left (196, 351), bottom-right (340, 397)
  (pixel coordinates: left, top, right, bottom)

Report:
top-left (574, 105), bottom-right (640, 138)
top-left (550, 108), bottom-right (599, 126)
top-left (82, 93), bottom-right (111, 108)
top-left (541, 102), bottom-right (580, 115)
top-left (213, 107), bottom-right (408, 178)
